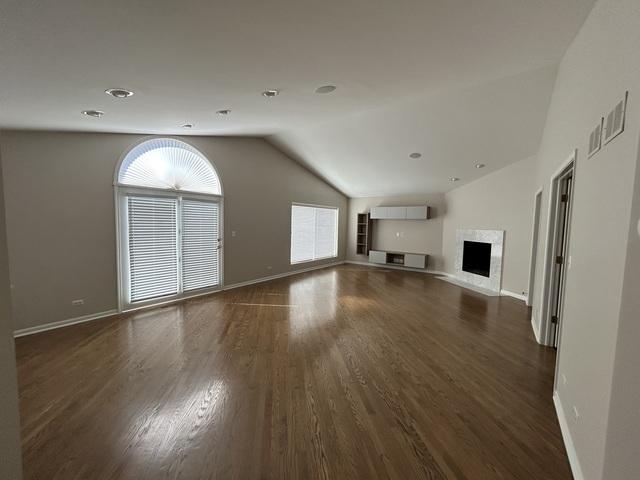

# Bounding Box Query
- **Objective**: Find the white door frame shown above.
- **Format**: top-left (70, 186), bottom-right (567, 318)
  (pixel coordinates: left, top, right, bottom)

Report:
top-left (115, 185), bottom-right (224, 312)
top-left (527, 187), bottom-right (543, 307)
top-left (538, 149), bottom-right (577, 347)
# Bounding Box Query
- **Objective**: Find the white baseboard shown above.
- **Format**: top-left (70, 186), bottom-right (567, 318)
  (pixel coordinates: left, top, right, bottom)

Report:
top-left (344, 260), bottom-right (446, 276)
top-left (13, 309), bottom-right (119, 338)
top-left (223, 261), bottom-right (345, 291)
top-left (13, 261), bottom-right (347, 338)
top-left (553, 392), bottom-right (584, 480)
top-left (531, 316), bottom-right (542, 344)
top-left (500, 289), bottom-right (528, 302)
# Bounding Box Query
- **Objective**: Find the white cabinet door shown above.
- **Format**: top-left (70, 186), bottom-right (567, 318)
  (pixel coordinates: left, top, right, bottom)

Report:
top-left (404, 254), bottom-right (426, 269)
top-left (386, 206), bottom-right (407, 219)
top-left (370, 207), bottom-right (387, 219)
top-left (406, 206), bottom-right (428, 220)
top-left (369, 250), bottom-right (387, 264)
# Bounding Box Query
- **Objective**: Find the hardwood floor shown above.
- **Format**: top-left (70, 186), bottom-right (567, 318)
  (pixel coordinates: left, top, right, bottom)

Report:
top-left (16, 265), bottom-right (571, 480)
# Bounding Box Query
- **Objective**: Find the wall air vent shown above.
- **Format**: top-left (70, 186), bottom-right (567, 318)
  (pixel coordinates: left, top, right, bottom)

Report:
top-left (603, 91), bottom-right (628, 145)
top-left (588, 118), bottom-right (603, 158)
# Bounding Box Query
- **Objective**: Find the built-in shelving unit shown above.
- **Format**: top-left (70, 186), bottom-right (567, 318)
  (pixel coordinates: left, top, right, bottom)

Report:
top-left (369, 250), bottom-right (428, 269)
top-left (356, 213), bottom-right (373, 255)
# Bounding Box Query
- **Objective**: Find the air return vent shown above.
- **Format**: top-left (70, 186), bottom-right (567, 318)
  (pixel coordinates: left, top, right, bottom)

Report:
top-left (603, 92), bottom-right (628, 145)
top-left (588, 118), bottom-right (603, 158)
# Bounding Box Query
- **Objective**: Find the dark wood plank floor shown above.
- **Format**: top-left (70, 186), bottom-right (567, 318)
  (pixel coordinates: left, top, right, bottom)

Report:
top-left (16, 265), bottom-right (571, 480)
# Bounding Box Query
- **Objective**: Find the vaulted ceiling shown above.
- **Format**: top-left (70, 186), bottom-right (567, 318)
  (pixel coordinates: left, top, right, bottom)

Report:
top-left (0, 0), bottom-right (596, 196)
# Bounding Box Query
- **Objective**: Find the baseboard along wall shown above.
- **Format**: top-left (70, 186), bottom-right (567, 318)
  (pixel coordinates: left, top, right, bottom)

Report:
top-left (553, 392), bottom-right (585, 480)
top-left (13, 261), bottom-right (346, 338)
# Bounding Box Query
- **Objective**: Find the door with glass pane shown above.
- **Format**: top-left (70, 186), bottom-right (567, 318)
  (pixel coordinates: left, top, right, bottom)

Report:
top-left (122, 193), bottom-right (221, 309)
top-left (181, 199), bottom-right (220, 292)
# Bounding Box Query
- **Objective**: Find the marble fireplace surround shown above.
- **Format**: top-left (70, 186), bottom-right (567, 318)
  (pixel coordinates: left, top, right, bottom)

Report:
top-left (454, 229), bottom-right (505, 292)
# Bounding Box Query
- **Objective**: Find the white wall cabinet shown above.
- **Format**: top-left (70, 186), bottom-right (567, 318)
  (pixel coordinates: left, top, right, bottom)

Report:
top-left (368, 250), bottom-right (428, 269)
top-left (370, 205), bottom-right (429, 220)
top-left (370, 206), bottom-right (387, 219)
top-left (369, 250), bottom-right (387, 264)
top-left (406, 206), bottom-right (428, 220)
top-left (404, 253), bottom-right (426, 269)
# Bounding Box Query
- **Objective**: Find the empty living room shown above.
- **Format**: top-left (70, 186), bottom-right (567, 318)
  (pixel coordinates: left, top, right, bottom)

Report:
top-left (1, 1), bottom-right (639, 479)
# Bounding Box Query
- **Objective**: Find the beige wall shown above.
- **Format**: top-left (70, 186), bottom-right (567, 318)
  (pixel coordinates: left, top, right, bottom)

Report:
top-left (0, 144), bottom-right (23, 479)
top-left (0, 131), bottom-right (347, 331)
top-left (441, 156), bottom-right (536, 295)
top-left (530, 0), bottom-right (640, 478)
top-left (347, 194), bottom-right (444, 271)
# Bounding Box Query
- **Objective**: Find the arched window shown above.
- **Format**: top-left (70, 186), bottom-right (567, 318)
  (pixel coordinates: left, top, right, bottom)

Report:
top-left (118, 138), bottom-right (221, 194)
top-left (115, 138), bottom-right (223, 311)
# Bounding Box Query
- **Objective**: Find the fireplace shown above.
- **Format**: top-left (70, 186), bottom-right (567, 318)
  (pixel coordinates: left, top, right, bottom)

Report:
top-left (462, 241), bottom-right (492, 277)
top-left (454, 229), bottom-right (504, 292)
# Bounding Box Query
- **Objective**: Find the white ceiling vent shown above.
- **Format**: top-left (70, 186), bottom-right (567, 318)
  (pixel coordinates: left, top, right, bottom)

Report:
top-left (588, 118), bottom-right (603, 158)
top-left (603, 92), bottom-right (628, 145)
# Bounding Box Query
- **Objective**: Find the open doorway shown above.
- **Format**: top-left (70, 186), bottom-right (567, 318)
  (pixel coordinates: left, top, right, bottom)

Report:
top-left (540, 150), bottom-right (577, 349)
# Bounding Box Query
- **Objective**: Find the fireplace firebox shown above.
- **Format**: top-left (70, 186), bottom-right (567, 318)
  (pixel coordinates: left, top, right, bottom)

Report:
top-left (462, 241), bottom-right (492, 277)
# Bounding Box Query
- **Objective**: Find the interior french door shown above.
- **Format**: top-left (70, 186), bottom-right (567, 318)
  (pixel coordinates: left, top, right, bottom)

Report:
top-left (120, 191), bottom-right (221, 310)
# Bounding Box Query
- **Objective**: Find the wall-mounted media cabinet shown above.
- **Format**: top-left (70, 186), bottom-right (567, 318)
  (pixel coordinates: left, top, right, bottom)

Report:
top-left (370, 205), bottom-right (430, 220)
top-left (369, 250), bottom-right (428, 269)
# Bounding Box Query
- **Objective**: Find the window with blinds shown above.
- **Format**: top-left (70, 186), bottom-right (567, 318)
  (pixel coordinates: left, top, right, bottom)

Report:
top-left (290, 204), bottom-right (338, 264)
top-left (128, 197), bottom-right (179, 302)
top-left (181, 199), bottom-right (220, 292)
top-left (124, 195), bottom-right (220, 306)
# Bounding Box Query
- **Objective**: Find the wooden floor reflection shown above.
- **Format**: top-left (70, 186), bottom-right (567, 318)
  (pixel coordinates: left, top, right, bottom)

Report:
top-left (16, 265), bottom-right (571, 479)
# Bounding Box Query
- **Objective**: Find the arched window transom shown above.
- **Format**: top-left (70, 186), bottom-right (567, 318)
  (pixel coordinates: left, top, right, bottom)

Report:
top-left (118, 138), bottom-right (221, 195)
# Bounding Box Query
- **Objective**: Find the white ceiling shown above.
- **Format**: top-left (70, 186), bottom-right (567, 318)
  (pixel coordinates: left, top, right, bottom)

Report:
top-left (0, 0), bottom-right (596, 196)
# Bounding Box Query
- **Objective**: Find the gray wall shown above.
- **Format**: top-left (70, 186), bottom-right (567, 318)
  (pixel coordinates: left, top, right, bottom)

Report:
top-left (602, 132), bottom-right (640, 479)
top-left (0, 131), bottom-right (347, 331)
top-left (347, 194), bottom-right (445, 271)
top-left (530, 0), bottom-right (640, 478)
top-left (0, 143), bottom-right (23, 479)
top-left (441, 156), bottom-right (537, 295)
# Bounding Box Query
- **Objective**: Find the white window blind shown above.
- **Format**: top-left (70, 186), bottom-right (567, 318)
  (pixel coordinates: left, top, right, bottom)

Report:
top-left (181, 199), bottom-right (220, 291)
top-left (119, 138), bottom-right (221, 195)
top-left (127, 196), bottom-right (179, 302)
top-left (291, 205), bottom-right (338, 264)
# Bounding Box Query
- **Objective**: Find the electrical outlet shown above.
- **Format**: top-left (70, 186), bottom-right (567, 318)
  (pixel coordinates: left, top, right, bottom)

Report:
top-left (568, 255), bottom-right (572, 269)
top-left (572, 406), bottom-right (580, 422)
top-left (231, 230), bottom-right (237, 237)
top-left (71, 299), bottom-right (84, 306)
top-left (561, 374), bottom-right (567, 386)
top-left (266, 266), bottom-right (272, 270)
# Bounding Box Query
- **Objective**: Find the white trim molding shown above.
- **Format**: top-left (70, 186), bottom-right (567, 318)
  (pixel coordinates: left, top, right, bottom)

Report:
top-left (538, 149), bottom-right (578, 346)
top-left (14, 309), bottom-right (119, 338)
top-left (13, 262), bottom-right (346, 337)
top-left (224, 261), bottom-right (345, 290)
top-left (500, 289), bottom-right (528, 302)
top-left (344, 260), bottom-right (446, 276)
top-left (531, 316), bottom-right (542, 344)
top-left (553, 392), bottom-right (585, 480)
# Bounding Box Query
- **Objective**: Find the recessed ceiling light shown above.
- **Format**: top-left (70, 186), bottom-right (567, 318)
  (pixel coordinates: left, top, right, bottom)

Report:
top-left (105, 88), bottom-right (134, 99)
top-left (315, 85), bottom-right (336, 94)
top-left (81, 110), bottom-right (104, 118)
top-left (450, 177), bottom-right (460, 182)
top-left (216, 109), bottom-right (231, 116)
top-left (475, 163), bottom-right (485, 169)
top-left (409, 152), bottom-right (422, 159)
top-left (262, 89), bottom-right (280, 98)
top-left (181, 123), bottom-right (194, 128)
